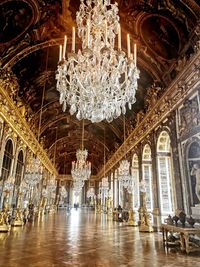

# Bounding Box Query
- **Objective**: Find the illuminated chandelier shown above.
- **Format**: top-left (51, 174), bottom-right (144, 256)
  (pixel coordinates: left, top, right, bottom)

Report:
top-left (56, 0), bottom-right (139, 123)
top-left (99, 127), bottom-right (109, 196)
top-left (71, 120), bottom-right (91, 192)
top-left (24, 156), bottom-right (43, 187)
top-left (118, 116), bottom-right (132, 190)
top-left (99, 177), bottom-right (109, 196)
top-left (71, 148), bottom-right (91, 181)
top-left (73, 179), bottom-right (85, 193)
top-left (87, 188), bottom-right (95, 198)
top-left (118, 159), bottom-right (132, 189)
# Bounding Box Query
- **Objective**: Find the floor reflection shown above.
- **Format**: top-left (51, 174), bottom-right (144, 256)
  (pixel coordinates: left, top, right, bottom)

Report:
top-left (0, 209), bottom-right (200, 267)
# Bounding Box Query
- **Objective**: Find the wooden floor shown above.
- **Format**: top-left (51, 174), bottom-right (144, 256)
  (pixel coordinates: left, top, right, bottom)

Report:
top-left (0, 209), bottom-right (200, 267)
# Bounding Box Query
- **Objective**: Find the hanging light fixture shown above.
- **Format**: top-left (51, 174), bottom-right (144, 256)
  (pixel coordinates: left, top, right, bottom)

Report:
top-left (71, 120), bottom-right (91, 191)
top-left (118, 116), bottom-right (132, 190)
top-left (99, 127), bottom-right (109, 196)
top-left (56, 0), bottom-right (139, 123)
top-left (24, 156), bottom-right (43, 187)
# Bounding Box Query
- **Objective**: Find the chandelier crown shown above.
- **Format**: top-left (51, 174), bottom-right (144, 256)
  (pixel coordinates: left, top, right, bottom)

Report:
top-left (56, 0), bottom-right (139, 123)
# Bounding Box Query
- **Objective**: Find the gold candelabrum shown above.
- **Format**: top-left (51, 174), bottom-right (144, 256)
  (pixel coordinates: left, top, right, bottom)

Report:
top-left (139, 191), bottom-right (153, 232)
top-left (127, 209), bottom-right (138, 226)
top-left (106, 197), bottom-right (113, 215)
top-left (0, 190), bottom-right (11, 232)
top-left (0, 208), bottom-right (11, 232)
top-left (11, 192), bottom-right (24, 227)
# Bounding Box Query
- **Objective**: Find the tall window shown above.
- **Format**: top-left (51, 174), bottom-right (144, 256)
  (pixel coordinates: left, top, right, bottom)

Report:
top-left (131, 154), bottom-right (140, 209)
top-left (142, 144), bottom-right (153, 211)
top-left (15, 150), bottom-right (24, 186)
top-left (114, 169), bottom-right (118, 207)
top-left (1, 139), bottom-right (13, 181)
top-left (157, 131), bottom-right (174, 214)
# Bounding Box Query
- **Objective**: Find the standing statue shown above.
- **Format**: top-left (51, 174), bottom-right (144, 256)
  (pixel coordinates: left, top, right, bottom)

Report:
top-left (191, 163), bottom-right (200, 203)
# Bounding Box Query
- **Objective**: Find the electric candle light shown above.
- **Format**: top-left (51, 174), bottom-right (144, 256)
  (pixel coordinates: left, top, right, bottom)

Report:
top-left (72, 27), bottom-right (75, 52)
top-left (59, 45), bottom-right (62, 61)
top-left (87, 19), bottom-right (90, 47)
top-left (134, 43), bottom-right (137, 66)
top-left (118, 23), bottom-right (121, 51)
top-left (127, 34), bottom-right (131, 58)
top-left (63, 35), bottom-right (67, 59)
top-left (105, 20), bottom-right (108, 46)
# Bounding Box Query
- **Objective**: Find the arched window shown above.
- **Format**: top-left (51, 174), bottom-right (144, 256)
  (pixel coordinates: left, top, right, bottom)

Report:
top-left (15, 150), bottom-right (24, 186)
top-left (157, 131), bottom-right (174, 214)
top-left (1, 139), bottom-right (13, 181)
top-left (142, 144), bottom-right (153, 211)
top-left (131, 154), bottom-right (140, 209)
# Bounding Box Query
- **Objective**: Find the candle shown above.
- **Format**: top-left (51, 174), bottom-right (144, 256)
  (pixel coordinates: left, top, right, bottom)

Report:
top-left (72, 27), bottom-right (75, 52)
top-left (63, 35), bottom-right (67, 59)
top-left (87, 19), bottom-right (90, 47)
top-left (118, 23), bottom-right (121, 51)
top-left (59, 45), bottom-right (62, 61)
top-left (105, 20), bottom-right (108, 46)
top-left (127, 34), bottom-right (131, 58)
top-left (134, 43), bottom-right (137, 66)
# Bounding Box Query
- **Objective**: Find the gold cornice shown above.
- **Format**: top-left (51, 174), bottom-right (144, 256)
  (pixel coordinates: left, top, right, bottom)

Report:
top-left (0, 85), bottom-right (58, 176)
top-left (97, 50), bottom-right (200, 179)
top-left (57, 175), bottom-right (97, 181)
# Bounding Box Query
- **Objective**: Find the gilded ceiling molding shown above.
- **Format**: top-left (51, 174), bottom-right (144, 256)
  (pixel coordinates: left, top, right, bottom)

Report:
top-left (0, 84), bottom-right (58, 176)
top-left (3, 39), bottom-right (63, 68)
top-left (57, 174), bottom-right (97, 181)
top-left (97, 49), bottom-right (200, 179)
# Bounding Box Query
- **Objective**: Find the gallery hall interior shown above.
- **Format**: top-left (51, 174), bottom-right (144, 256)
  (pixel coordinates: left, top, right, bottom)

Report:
top-left (1, 0), bottom-right (200, 266)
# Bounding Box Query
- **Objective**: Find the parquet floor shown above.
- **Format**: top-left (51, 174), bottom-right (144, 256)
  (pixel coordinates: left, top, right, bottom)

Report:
top-left (0, 209), bottom-right (200, 267)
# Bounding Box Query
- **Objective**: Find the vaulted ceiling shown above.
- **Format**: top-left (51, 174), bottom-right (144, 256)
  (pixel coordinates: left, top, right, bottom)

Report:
top-left (1, 0), bottom-right (200, 175)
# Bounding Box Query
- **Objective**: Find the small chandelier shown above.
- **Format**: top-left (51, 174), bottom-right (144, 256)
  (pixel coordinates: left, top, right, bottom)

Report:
top-left (56, 0), bottom-right (139, 123)
top-left (71, 120), bottom-right (91, 189)
top-left (118, 116), bottom-right (132, 190)
top-left (99, 177), bottom-right (109, 196)
top-left (118, 159), bottom-right (132, 189)
top-left (71, 149), bottom-right (91, 181)
top-left (24, 156), bottom-right (43, 187)
top-left (73, 179), bottom-right (85, 193)
top-left (87, 188), bottom-right (95, 198)
top-left (99, 127), bottom-right (109, 196)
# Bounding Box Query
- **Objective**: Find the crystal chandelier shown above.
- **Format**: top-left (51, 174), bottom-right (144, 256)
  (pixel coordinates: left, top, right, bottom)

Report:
top-left (71, 149), bottom-right (91, 181)
top-left (118, 159), bottom-right (132, 189)
top-left (71, 120), bottom-right (91, 182)
top-left (87, 188), bottom-right (95, 198)
top-left (60, 185), bottom-right (68, 198)
top-left (56, 0), bottom-right (139, 123)
top-left (99, 128), bottom-right (109, 196)
top-left (3, 176), bottom-right (15, 192)
top-left (99, 177), bottom-right (109, 196)
top-left (47, 178), bottom-right (57, 193)
top-left (24, 156), bottom-right (43, 187)
top-left (118, 116), bottom-right (132, 190)
top-left (73, 179), bottom-right (85, 193)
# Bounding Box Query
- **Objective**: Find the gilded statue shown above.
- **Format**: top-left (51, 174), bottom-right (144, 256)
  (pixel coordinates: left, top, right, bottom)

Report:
top-left (144, 83), bottom-right (162, 112)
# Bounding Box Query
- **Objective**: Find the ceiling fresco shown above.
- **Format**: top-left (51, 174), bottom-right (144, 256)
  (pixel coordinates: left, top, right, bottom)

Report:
top-left (1, 0), bottom-right (200, 175)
